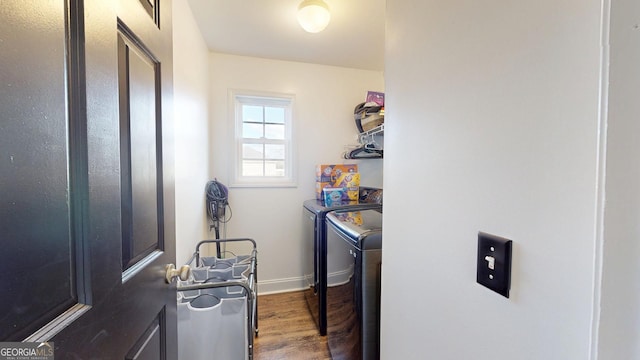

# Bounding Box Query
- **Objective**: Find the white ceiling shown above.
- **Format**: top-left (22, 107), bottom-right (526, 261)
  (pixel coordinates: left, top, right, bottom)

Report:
top-left (186, 0), bottom-right (385, 71)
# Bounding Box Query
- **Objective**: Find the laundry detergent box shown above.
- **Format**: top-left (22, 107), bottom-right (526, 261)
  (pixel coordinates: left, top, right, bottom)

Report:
top-left (316, 172), bottom-right (360, 201)
top-left (315, 164), bottom-right (358, 182)
top-left (322, 187), bottom-right (359, 206)
top-left (322, 188), bottom-right (347, 206)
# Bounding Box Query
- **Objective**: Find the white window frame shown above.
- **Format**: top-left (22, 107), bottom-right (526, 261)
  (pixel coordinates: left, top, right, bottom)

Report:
top-left (229, 89), bottom-right (297, 188)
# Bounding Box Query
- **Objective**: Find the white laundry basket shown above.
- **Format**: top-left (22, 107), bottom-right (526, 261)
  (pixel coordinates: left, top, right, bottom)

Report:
top-left (177, 290), bottom-right (248, 360)
top-left (177, 238), bottom-right (258, 360)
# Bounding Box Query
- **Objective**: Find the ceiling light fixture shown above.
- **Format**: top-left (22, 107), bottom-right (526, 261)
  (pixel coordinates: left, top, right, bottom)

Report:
top-left (297, 0), bottom-right (331, 33)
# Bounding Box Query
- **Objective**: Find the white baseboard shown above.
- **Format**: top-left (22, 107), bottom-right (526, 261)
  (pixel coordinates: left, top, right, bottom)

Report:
top-left (327, 266), bottom-right (353, 287)
top-left (257, 276), bottom-right (308, 295)
top-left (256, 269), bottom-right (353, 295)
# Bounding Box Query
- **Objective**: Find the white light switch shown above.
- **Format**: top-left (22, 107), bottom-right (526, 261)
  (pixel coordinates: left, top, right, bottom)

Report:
top-left (477, 232), bottom-right (513, 298)
top-left (484, 255), bottom-right (495, 270)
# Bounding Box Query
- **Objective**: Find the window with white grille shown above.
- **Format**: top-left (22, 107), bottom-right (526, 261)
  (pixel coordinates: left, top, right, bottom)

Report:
top-left (230, 91), bottom-right (296, 187)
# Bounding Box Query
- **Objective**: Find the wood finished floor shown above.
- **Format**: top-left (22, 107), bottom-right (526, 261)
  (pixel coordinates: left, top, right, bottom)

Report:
top-left (254, 291), bottom-right (331, 360)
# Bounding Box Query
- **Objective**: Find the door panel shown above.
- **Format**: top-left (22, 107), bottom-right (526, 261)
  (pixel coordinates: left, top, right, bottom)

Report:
top-left (0, 0), bottom-right (176, 357)
top-left (125, 309), bottom-right (165, 360)
top-left (0, 0), bottom-right (77, 341)
top-left (118, 29), bottom-right (163, 270)
top-left (138, 0), bottom-right (160, 26)
top-left (54, 0), bottom-right (176, 357)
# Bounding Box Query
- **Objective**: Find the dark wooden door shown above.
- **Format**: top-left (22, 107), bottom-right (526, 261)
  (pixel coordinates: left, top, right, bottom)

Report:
top-left (0, 1), bottom-right (176, 358)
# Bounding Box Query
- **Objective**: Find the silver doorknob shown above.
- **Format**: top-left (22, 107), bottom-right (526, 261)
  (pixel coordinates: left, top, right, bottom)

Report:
top-left (165, 264), bottom-right (191, 284)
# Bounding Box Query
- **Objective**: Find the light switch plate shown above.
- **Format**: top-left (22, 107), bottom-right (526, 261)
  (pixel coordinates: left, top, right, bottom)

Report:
top-left (477, 232), bottom-right (512, 298)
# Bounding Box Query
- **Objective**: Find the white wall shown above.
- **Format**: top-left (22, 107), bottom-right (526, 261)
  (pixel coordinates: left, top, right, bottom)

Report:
top-left (597, 0), bottom-right (640, 358)
top-left (209, 53), bottom-right (383, 293)
top-left (172, 2), bottom-right (211, 265)
top-left (382, 1), bottom-right (603, 359)
top-left (172, 1), bottom-right (640, 356)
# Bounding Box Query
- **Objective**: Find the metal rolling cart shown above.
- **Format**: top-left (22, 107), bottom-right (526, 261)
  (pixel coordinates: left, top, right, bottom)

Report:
top-left (177, 238), bottom-right (258, 360)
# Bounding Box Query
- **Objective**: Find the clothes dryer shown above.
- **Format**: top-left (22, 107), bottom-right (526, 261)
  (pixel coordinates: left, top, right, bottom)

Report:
top-left (326, 209), bottom-right (383, 360)
top-left (302, 187), bottom-right (382, 335)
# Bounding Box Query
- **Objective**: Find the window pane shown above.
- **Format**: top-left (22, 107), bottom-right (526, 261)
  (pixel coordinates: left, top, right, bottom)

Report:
top-left (243, 123), bottom-right (263, 138)
top-left (265, 160), bottom-right (285, 176)
top-left (233, 92), bottom-right (294, 186)
top-left (243, 143), bottom-right (264, 159)
top-left (265, 107), bottom-right (284, 124)
top-left (265, 124), bottom-right (284, 140)
top-left (243, 105), bottom-right (263, 123)
top-left (265, 144), bottom-right (285, 160)
top-left (242, 160), bottom-right (263, 176)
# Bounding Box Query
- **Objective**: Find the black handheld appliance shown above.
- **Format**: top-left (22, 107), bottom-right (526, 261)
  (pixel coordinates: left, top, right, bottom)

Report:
top-left (205, 179), bottom-right (231, 257)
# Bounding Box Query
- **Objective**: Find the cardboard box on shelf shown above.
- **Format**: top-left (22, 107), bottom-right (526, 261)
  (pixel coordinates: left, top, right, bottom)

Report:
top-left (319, 186), bottom-right (359, 202)
top-left (316, 164), bottom-right (358, 182)
top-left (316, 172), bottom-right (360, 201)
top-left (366, 91), bottom-right (385, 107)
top-left (322, 187), bottom-right (360, 206)
top-left (322, 188), bottom-right (346, 207)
